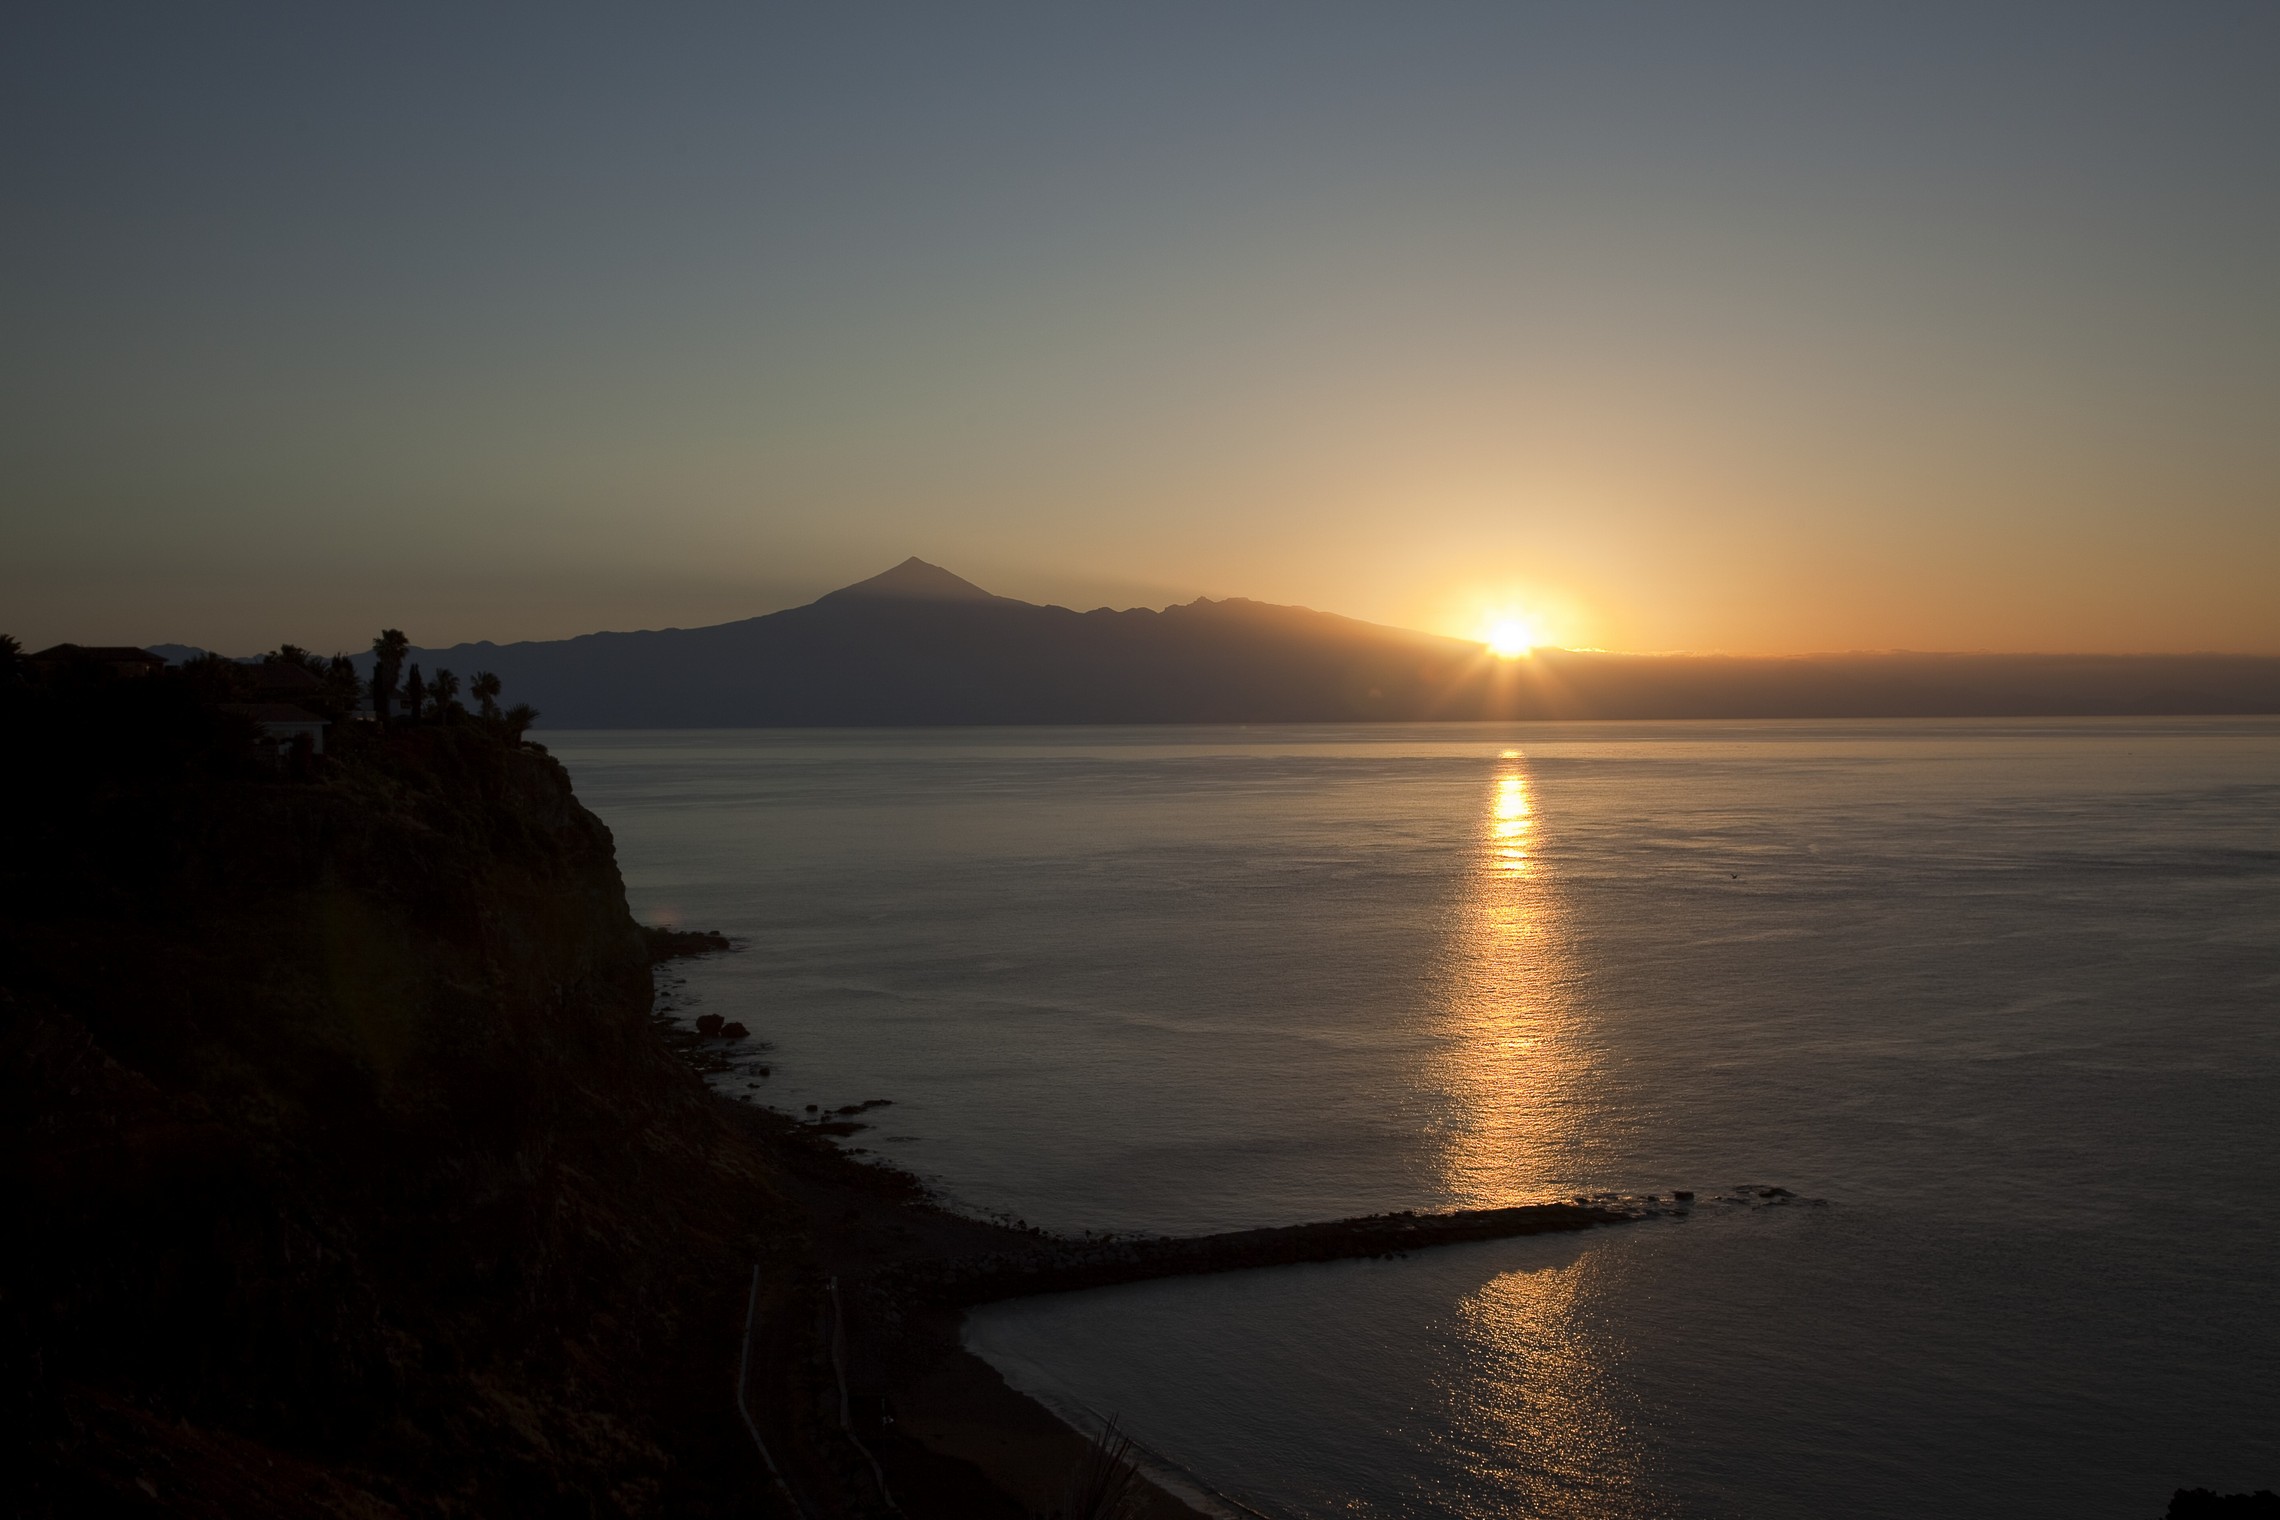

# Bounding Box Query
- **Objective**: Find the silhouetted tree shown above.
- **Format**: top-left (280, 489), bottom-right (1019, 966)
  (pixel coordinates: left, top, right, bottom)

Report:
top-left (371, 629), bottom-right (409, 722)
top-left (264, 643), bottom-right (327, 676)
top-left (503, 702), bottom-right (539, 742)
top-left (471, 670), bottom-right (502, 720)
top-left (431, 668), bottom-right (461, 717)
top-left (325, 654), bottom-right (360, 710)
top-left (0, 634), bottom-right (21, 687)
top-left (405, 664), bottom-right (427, 722)
top-left (177, 651), bottom-right (246, 702)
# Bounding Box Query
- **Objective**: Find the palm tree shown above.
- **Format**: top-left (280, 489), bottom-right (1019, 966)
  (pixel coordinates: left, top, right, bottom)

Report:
top-left (370, 629), bottom-right (409, 722)
top-left (1050, 1421), bottom-right (1145, 1520)
top-left (0, 633), bottom-right (21, 686)
top-left (471, 670), bottom-right (502, 720)
top-left (503, 702), bottom-right (540, 742)
top-left (325, 654), bottom-right (359, 709)
top-left (430, 668), bottom-right (461, 717)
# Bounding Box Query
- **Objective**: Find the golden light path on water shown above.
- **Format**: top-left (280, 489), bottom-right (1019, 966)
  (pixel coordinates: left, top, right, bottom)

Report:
top-left (1428, 750), bottom-right (1589, 1204)
top-left (1422, 749), bottom-right (1660, 1517)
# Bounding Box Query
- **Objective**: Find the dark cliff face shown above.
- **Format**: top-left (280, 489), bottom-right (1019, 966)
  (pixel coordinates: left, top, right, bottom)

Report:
top-left (0, 683), bottom-right (802, 1515)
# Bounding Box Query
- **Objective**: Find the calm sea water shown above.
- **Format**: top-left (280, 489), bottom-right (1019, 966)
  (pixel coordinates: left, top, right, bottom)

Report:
top-left (548, 721), bottom-right (2280, 1519)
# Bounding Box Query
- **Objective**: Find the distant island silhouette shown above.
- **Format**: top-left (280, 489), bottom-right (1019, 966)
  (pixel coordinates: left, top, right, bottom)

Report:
top-left (184, 559), bottom-right (2280, 727)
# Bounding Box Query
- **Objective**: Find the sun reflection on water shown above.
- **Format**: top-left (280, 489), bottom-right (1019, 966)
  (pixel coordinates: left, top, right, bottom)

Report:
top-left (1492, 771), bottom-right (1533, 877)
top-left (1423, 751), bottom-right (1658, 1512)
top-left (1429, 1252), bottom-right (1667, 1519)
top-left (1428, 752), bottom-right (1593, 1206)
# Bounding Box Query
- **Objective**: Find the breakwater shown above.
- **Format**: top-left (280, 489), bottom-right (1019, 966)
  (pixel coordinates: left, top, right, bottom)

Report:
top-left (881, 1199), bottom-right (1656, 1308)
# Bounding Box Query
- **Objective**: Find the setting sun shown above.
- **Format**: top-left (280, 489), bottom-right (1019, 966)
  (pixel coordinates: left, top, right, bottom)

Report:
top-left (1483, 617), bottom-right (1538, 659)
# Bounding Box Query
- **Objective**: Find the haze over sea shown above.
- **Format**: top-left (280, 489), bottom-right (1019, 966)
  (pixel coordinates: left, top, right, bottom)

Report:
top-left (552, 719), bottom-right (2280, 1520)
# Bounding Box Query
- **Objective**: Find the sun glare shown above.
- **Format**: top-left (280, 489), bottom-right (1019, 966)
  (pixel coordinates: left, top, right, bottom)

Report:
top-left (1483, 617), bottom-right (1537, 659)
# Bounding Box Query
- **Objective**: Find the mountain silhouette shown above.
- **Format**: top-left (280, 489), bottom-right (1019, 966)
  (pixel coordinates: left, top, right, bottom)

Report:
top-left (379, 565), bottom-right (1478, 726)
top-left (818, 555), bottom-right (1003, 603)
top-left (367, 564), bottom-right (2280, 727)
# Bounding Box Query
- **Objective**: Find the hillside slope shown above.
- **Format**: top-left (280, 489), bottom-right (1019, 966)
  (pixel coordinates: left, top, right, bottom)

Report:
top-left (0, 677), bottom-right (868, 1515)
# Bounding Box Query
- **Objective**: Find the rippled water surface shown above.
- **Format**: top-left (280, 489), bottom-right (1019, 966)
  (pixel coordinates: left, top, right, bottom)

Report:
top-left (549, 721), bottom-right (2280, 1518)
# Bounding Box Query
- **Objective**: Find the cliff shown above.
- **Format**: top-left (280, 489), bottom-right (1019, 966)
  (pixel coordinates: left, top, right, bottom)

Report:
top-left (0, 677), bottom-right (856, 1515)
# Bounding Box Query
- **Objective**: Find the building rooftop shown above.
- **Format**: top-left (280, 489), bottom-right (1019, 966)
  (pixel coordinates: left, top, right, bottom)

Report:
top-left (31, 644), bottom-right (169, 665)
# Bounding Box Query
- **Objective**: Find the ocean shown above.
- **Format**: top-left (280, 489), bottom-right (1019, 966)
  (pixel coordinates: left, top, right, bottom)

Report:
top-left (547, 720), bottom-right (2280, 1519)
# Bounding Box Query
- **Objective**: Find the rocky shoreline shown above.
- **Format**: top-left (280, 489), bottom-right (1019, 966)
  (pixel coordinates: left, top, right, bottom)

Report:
top-left (726, 1099), bottom-right (1647, 1520)
top-left (644, 934), bottom-right (1807, 1517)
top-left (643, 921), bottom-right (1652, 1518)
top-left (866, 1200), bottom-right (1645, 1314)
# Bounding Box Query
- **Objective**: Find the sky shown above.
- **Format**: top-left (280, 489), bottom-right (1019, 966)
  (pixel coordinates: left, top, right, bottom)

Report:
top-left (4, 2), bottom-right (2277, 656)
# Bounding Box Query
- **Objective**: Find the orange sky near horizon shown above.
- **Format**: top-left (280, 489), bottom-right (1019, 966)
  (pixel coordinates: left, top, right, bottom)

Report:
top-left (4, 7), bottom-right (2275, 658)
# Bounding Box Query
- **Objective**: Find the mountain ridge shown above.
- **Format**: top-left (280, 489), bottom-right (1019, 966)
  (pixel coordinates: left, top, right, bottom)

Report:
top-left (181, 562), bottom-right (2280, 726)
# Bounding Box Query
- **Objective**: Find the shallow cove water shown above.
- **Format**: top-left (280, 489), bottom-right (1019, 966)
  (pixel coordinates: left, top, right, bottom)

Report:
top-left (549, 720), bottom-right (2280, 1519)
